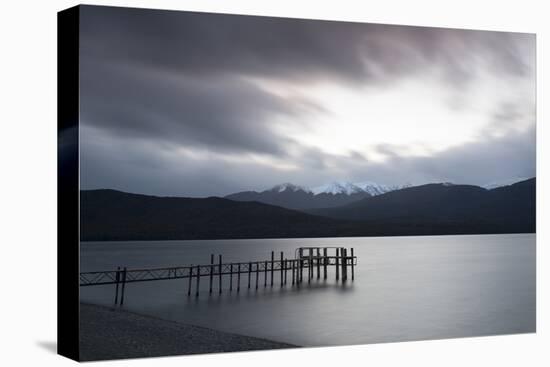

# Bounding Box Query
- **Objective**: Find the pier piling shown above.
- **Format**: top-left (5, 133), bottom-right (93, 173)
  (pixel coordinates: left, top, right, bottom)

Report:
top-left (351, 247), bottom-right (355, 280)
top-left (230, 263), bottom-right (233, 292)
top-left (187, 265), bottom-right (193, 296)
top-left (114, 266), bottom-right (120, 305)
top-left (218, 255), bottom-right (222, 294)
top-left (195, 265), bottom-right (200, 297)
top-left (336, 248), bottom-right (340, 281)
top-left (248, 261), bottom-right (252, 289)
top-left (237, 263), bottom-right (241, 292)
top-left (209, 254), bottom-right (214, 294)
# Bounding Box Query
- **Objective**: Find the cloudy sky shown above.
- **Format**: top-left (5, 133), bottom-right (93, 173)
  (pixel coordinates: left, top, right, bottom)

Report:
top-left (80, 5), bottom-right (535, 197)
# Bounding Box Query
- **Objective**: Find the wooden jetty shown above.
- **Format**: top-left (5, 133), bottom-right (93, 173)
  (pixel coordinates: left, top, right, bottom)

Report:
top-left (80, 247), bottom-right (357, 305)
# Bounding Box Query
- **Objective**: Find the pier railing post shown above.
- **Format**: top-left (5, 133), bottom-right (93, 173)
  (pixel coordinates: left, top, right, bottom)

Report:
top-left (230, 263), bottom-right (233, 292)
top-left (218, 255), bottom-right (222, 294)
top-left (271, 251), bottom-right (274, 287)
top-left (209, 254), bottom-right (214, 294)
top-left (323, 248), bottom-right (328, 279)
top-left (351, 247), bottom-right (355, 280)
top-left (248, 261), bottom-right (252, 289)
top-left (195, 265), bottom-right (201, 297)
top-left (316, 248), bottom-right (320, 279)
top-left (308, 249), bottom-right (312, 284)
top-left (187, 266), bottom-right (193, 296)
top-left (120, 267), bottom-right (127, 305)
top-left (284, 258), bottom-right (288, 285)
top-left (292, 260), bottom-right (295, 285)
top-left (256, 263), bottom-right (259, 290)
top-left (336, 248), bottom-right (340, 281)
top-left (299, 248), bottom-right (303, 283)
top-left (342, 248), bottom-right (348, 282)
top-left (237, 263), bottom-right (241, 292)
top-left (264, 261), bottom-right (268, 287)
top-left (280, 252), bottom-right (284, 287)
top-left (114, 266), bottom-right (120, 305)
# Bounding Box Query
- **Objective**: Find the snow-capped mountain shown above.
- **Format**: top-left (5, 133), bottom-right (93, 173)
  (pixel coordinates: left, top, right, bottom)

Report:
top-left (270, 182), bottom-right (312, 193)
top-left (225, 180), bottom-right (410, 210)
top-left (311, 182), bottom-right (364, 195)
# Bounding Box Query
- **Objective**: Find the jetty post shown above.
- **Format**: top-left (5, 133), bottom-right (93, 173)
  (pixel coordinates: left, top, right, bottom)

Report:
top-left (342, 247), bottom-right (348, 282)
top-left (218, 255), bottom-right (222, 294)
top-left (209, 254), bottom-right (214, 294)
top-left (237, 263), bottom-right (241, 292)
top-left (351, 248), bottom-right (355, 280)
top-left (114, 266), bottom-right (120, 304)
top-left (195, 265), bottom-right (201, 297)
top-left (248, 261), bottom-right (252, 289)
top-left (291, 260), bottom-right (295, 285)
top-left (284, 258), bottom-right (288, 285)
top-left (299, 248), bottom-right (304, 283)
top-left (271, 251), bottom-right (275, 287)
top-left (230, 263), bottom-right (233, 292)
top-left (316, 248), bottom-right (320, 279)
top-left (264, 261), bottom-right (268, 287)
top-left (187, 265), bottom-right (193, 296)
top-left (120, 267), bottom-right (127, 305)
top-left (256, 263), bottom-right (259, 290)
top-left (336, 248), bottom-right (340, 281)
top-left (323, 248), bottom-right (328, 279)
top-left (280, 252), bottom-right (284, 287)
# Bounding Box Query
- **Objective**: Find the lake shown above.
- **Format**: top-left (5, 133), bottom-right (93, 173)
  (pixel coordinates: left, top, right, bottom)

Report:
top-left (80, 233), bottom-right (536, 347)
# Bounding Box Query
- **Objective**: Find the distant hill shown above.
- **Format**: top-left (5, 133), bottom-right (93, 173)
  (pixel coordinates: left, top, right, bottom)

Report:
top-left (225, 182), bottom-right (371, 210)
top-left (81, 178), bottom-right (535, 241)
top-left (308, 178), bottom-right (536, 233)
top-left (80, 189), bottom-right (360, 241)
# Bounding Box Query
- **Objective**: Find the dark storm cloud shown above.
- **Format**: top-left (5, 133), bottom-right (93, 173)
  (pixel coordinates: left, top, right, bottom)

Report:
top-left (80, 5), bottom-right (533, 86)
top-left (80, 60), bottom-right (319, 156)
top-left (79, 5), bottom-right (535, 196)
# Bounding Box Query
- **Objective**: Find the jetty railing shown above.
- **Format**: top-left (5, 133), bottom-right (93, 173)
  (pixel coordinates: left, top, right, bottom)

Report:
top-left (80, 246), bottom-right (357, 305)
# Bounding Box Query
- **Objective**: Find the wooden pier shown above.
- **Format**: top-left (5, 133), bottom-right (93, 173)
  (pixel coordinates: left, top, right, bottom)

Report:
top-left (79, 247), bottom-right (357, 305)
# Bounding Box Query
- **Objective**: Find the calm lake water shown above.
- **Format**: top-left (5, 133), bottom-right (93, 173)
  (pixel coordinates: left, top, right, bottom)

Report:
top-left (80, 234), bottom-right (535, 346)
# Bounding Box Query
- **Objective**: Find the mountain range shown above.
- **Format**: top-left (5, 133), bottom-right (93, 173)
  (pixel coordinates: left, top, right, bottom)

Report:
top-left (81, 177), bottom-right (535, 241)
top-left (225, 181), bottom-right (409, 210)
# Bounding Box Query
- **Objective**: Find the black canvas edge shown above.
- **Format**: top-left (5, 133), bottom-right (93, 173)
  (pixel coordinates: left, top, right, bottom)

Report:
top-left (58, 5), bottom-right (80, 362)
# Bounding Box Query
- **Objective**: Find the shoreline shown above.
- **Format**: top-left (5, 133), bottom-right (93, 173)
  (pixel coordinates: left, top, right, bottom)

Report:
top-left (79, 303), bottom-right (297, 361)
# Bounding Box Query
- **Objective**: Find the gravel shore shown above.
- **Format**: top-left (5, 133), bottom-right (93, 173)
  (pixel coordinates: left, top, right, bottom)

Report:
top-left (80, 303), bottom-right (297, 361)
